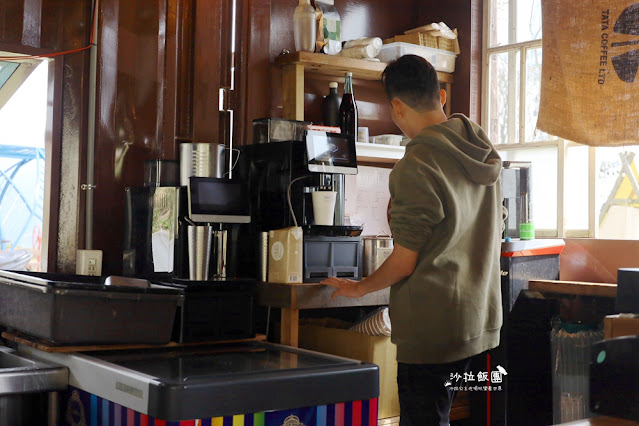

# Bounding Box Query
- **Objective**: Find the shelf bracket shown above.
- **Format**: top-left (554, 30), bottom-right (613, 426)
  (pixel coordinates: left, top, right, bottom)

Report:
top-left (282, 63), bottom-right (305, 121)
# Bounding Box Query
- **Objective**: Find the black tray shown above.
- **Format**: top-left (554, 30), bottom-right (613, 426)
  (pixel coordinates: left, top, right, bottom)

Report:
top-left (303, 225), bottom-right (363, 237)
top-left (0, 270), bottom-right (183, 345)
top-left (158, 278), bottom-right (256, 343)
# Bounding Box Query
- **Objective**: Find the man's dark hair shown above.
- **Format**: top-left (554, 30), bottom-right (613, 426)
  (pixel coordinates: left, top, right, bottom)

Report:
top-left (381, 54), bottom-right (441, 111)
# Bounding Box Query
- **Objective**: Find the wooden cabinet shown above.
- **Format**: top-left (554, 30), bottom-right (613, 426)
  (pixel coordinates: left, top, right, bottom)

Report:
top-left (275, 51), bottom-right (453, 165)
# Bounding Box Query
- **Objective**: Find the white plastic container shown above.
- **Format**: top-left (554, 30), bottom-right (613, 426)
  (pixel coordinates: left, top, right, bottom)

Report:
top-left (293, 0), bottom-right (316, 52)
top-left (377, 42), bottom-right (457, 73)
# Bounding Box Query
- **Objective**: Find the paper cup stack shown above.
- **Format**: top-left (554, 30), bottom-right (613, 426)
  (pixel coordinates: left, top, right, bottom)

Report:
top-left (350, 307), bottom-right (392, 336)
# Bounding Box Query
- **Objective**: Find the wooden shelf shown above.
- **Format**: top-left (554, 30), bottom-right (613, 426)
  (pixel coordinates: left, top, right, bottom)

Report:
top-left (2, 331), bottom-right (267, 353)
top-left (275, 51), bottom-right (453, 84)
top-left (276, 51), bottom-right (454, 122)
top-left (528, 280), bottom-right (617, 298)
top-left (356, 142), bottom-right (405, 164)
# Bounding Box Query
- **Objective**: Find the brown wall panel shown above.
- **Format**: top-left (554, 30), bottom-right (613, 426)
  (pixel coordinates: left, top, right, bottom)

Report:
top-left (191, 0), bottom-right (223, 143)
top-left (0, 0), bottom-right (88, 52)
top-left (237, 0), bottom-right (271, 146)
top-left (0, 2), bottom-right (25, 46)
top-left (93, 0), bottom-right (168, 273)
top-left (174, 0), bottom-right (195, 143)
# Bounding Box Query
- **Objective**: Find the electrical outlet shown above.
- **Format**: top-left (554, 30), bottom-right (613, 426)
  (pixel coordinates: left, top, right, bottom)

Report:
top-left (76, 250), bottom-right (103, 276)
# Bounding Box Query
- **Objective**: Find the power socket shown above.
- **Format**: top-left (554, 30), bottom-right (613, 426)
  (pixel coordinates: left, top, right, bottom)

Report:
top-left (76, 250), bottom-right (103, 276)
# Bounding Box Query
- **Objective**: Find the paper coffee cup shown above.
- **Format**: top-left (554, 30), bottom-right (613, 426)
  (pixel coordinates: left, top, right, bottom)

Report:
top-left (312, 191), bottom-right (337, 226)
top-left (357, 127), bottom-right (369, 143)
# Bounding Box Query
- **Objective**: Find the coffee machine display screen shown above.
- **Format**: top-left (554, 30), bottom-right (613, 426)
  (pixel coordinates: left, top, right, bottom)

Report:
top-left (188, 177), bottom-right (251, 223)
top-left (305, 131), bottom-right (358, 175)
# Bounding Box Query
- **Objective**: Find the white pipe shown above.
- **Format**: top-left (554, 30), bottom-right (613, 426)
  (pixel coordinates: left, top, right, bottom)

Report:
top-left (85, 0), bottom-right (98, 249)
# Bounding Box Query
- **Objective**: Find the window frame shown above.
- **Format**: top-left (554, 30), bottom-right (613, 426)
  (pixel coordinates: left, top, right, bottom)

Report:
top-left (481, 0), bottom-right (597, 239)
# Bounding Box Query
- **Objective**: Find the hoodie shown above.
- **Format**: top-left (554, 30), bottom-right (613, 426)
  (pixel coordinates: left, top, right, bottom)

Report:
top-left (388, 113), bottom-right (503, 364)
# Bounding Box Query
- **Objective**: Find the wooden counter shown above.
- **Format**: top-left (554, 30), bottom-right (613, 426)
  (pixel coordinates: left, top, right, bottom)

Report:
top-left (528, 280), bottom-right (617, 298)
top-left (557, 416), bottom-right (639, 425)
top-left (257, 282), bottom-right (389, 346)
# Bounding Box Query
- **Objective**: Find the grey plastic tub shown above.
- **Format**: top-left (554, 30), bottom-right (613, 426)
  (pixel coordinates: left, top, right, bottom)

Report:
top-left (0, 271), bottom-right (183, 345)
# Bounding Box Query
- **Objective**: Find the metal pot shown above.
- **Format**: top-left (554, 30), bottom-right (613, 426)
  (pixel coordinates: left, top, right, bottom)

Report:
top-left (179, 142), bottom-right (226, 186)
top-left (362, 236), bottom-right (393, 277)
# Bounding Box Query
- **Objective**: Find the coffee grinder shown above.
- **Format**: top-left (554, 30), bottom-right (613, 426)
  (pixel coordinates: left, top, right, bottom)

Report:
top-left (236, 129), bottom-right (363, 283)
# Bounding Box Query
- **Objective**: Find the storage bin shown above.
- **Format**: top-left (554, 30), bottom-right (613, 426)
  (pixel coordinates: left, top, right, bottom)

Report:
top-left (0, 271), bottom-right (182, 345)
top-left (377, 42), bottom-right (456, 73)
top-left (303, 235), bottom-right (362, 282)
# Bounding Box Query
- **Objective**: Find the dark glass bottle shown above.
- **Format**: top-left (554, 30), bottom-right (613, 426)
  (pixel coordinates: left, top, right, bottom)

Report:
top-left (339, 72), bottom-right (358, 137)
top-left (322, 81), bottom-right (341, 127)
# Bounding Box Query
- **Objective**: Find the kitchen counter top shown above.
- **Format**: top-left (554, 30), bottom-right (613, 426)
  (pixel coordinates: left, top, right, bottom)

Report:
top-left (557, 416), bottom-right (639, 425)
top-left (257, 282), bottom-right (389, 309)
top-left (257, 282), bottom-right (390, 347)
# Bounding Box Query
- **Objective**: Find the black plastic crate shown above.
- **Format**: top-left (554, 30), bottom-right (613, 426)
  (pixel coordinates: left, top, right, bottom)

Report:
top-left (303, 236), bottom-right (362, 283)
top-left (161, 278), bottom-right (256, 343)
top-left (0, 271), bottom-right (182, 344)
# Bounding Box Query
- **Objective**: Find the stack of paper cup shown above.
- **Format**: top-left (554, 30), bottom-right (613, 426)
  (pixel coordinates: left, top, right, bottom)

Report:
top-left (350, 307), bottom-right (392, 336)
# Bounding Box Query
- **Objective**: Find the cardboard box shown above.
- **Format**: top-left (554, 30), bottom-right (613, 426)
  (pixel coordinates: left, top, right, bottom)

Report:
top-left (604, 314), bottom-right (639, 339)
top-left (299, 325), bottom-right (399, 419)
top-left (268, 227), bottom-right (303, 284)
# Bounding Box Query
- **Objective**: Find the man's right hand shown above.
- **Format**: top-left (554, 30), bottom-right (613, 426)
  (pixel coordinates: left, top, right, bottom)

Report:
top-left (321, 277), bottom-right (365, 299)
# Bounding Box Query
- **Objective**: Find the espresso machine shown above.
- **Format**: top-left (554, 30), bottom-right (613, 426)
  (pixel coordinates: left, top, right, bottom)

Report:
top-left (122, 151), bottom-right (256, 343)
top-left (236, 129), bottom-right (363, 282)
top-left (123, 146), bottom-right (251, 281)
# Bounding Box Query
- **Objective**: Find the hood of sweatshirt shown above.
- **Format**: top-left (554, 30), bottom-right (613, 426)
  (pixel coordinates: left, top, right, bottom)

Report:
top-left (406, 113), bottom-right (502, 186)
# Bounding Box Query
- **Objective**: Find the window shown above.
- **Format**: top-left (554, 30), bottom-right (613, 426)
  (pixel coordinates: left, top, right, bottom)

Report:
top-left (0, 56), bottom-right (50, 270)
top-left (483, 0), bottom-right (639, 239)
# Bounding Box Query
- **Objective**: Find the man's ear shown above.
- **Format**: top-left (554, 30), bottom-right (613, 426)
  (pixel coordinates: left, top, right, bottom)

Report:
top-left (440, 89), bottom-right (447, 108)
top-left (390, 98), bottom-right (405, 118)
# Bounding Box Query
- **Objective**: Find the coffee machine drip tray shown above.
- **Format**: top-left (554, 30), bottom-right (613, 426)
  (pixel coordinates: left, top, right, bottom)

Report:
top-left (303, 225), bottom-right (363, 237)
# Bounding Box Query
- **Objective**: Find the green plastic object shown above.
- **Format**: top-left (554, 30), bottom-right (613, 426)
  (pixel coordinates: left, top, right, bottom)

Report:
top-left (520, 222), bottom-right (535, 240)
top-left (596, 350), bottom-right (607, 364)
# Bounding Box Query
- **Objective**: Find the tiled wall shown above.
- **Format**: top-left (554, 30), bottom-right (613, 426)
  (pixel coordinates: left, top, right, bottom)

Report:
top-left (345, 166), bottom-right (392, 237)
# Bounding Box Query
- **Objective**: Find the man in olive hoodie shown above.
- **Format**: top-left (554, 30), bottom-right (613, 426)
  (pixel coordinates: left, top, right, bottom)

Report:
top-left (322, 55), bottom-right (503, 425)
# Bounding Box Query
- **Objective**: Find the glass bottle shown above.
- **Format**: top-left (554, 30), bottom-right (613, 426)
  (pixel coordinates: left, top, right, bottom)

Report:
top-left (339, 72), bottom-right (358, 137)
top-left (293, 0), bottom-right (316, 52)
top-left (322, 82), bottom-right (341, 127)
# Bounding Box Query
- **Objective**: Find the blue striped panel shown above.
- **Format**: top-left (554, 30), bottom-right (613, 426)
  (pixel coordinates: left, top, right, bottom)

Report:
top-left (317, 405), bottom-right (327, 426)
top-left (102, 398), bottom-right (110, 426)
top-left (90, 394), bottom-right (98, 426)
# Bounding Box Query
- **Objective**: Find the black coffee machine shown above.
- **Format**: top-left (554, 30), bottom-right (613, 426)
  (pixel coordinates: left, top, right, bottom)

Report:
top-left (236, 130), bottom-right (363, 282)
top-left (123, 163), bottom-right (250, 281)
top-left (122, 160), bottom-right (256, 344)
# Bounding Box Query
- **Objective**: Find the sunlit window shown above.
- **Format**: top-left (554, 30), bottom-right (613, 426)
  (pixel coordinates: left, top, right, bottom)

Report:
top-left (484, 0), bottom-right (639, 239)
top-left (0, 57), bottom-right (49, 270)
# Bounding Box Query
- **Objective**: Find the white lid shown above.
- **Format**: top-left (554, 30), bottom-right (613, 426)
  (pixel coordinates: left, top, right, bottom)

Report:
top-left (345, 72), bottom-right (353, 77)
top-left (329, 82), bottom-right (338, 88)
